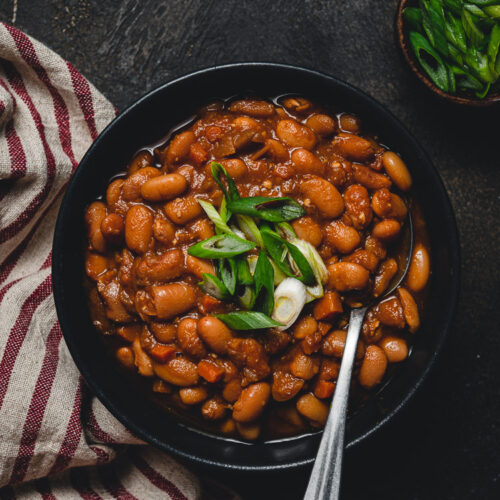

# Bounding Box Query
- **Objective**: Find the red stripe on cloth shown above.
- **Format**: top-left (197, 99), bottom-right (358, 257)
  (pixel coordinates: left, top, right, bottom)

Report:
top-left (70, 468), bottom-right (103, 500)
top-left (9, 323), bottom-right (62, 484)
top-left (0, 61), bottom-right (56, 244)
top-left (0, 274), bottom-right (52, 410)
top-left (5, 119), bottom-right (26, 179)
top-left (33, 477), bottom-right (57, 500)
top-left (5, 25), bottom-right (78, 170)
top-left (97, 465), bottom-right (139, 500)
top-left (66, 62), bottom-right (99, 141)
top-left (86, 407), bottom-right (117, 444)
top-left (48, 379), bottom-right (85, 475)
top-left (131, 451), bottom-right (188, 500)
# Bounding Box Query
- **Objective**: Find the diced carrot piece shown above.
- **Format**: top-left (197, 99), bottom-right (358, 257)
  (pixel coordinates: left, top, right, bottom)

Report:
top-left (199, 294), bottom-right (223, 314)
top-left (205, 126), bottom-right (223, 142)
top-left (189, 142), bottom-right (208, 166)
top-left (314, 379), bottom-right (336, 399)
top-left (313, 292), bottom-right (343, 321)
top-left (149, 344), bottom-right (176, 363)
top-left (116, 324), bottom-right (141, 342)
top-left (198, 359), bottom-right (225, 383)
top-left (152, 379), bottom-right (172, 393)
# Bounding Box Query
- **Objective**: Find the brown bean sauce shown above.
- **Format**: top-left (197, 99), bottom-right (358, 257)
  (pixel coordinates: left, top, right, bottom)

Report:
top-left (84, 96), bottom-right (431, 441)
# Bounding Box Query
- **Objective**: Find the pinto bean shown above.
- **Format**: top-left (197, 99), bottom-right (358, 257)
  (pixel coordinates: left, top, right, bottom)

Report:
top-left (305, 114), bottom-right (336, 136)
top-left (300, 177), bottom-right (344, 218)
top-left (382, 151), bottom-right (412, 191)
top-left (272, 371), bottom-right (304, 402)
top-left (85, 201), bottom-right (107, 253)
top-left (292, 316), bottom-right (318, 340)
top-left (292, 217), bottom-right (323, 247)
top-left (149, 321), bottom-right (177, 343)
top-left (358, 345), bottom-right (387, 388)
top-left (352, 164), bottom-right (391, 190)
top-left (220, 158), bottom-right (247, 179)
top-left (106, 178), bottom-right (124, 209)
top-left (373, 258), bottom-right (398, 297)
top-left (140, 173), bottom-right (188, 202)
top-left (128, 150), bottom-right (153, 175)
top-left (101, 213), bottom-right (124, 244)
top-left (339, 114), bottom-right (361, 134)
top-left (332, 133), bottom-right (375, 161)
top-left (222, 378), bottom-right (243, 403)
top-left (290, 352), bottom-right (319, 380)
top-left (98, 279), bottom-right (134, 323)
top-left (125, 205), bottom-right (153, 254)
top-left (236, 422), bottom-right (261, 440)
top-left (343, 249), bottom-right (379, 272)
top-left (321, 330), bottom-right (365, 359)
top-left (186, 255), bottom-right (215, 279)
top-left (365, 235), bottom-right (387, 260)
top-left (132, 337), bottom-right (154, 377)
top-left (176, 317), bottom-right (206, 358)
top-left (324, 220), bottom-right (361, 254)
top-left (344, 184), bottom-right (372, 229)
top-left (296, 393), bottom-right (329, 426)
top-left (276, 119), bottom-right (316, 150)
top-left (291, 148), bottom-right (324, 175)
top-left (122, 167), bottom-right (161, 201)
top-left (201, 396), bottom-right (227, 420)
top-left (192, 218), bottom-right (215, 240)
top-left (153, 356), bottom-right (199, 386)
top-left (407, 243), bottom-right (430, 292)
top-left (85, 252), bottom-right (109, 281)
top-left (372, 219), bottom-right (401, 242)
top-left (164, 197), bottom-right (202, 225)
top-left (135, 248), bottom-right (184, 283)
top-left (327, 262), bottom-right (370, 291)
top-left (197, 316), bottom-right (233, 354)
top-left (379, 336), bottom-right (408, 363)
top-left (229, 99), bottom-right (274, 117)
top-left (233, 382), bottom-right (271, 422)
top-left (167, 131), bottom-right (195, 164)
top-left (377, 297), bottom-right (405, 328)
top-left (397, 287), bottom-right (420, 333)
top-left (153, 218), bottom-right (175, 245)
top-left (151, 283), bottom-right (197, 320)
top-left (179, 386), bottom-right (208, 405)
top-left (116, 346), bottom-right (135, 370)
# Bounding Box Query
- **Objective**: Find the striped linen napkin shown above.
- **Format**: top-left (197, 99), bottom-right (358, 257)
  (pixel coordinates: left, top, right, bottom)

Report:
top-left (0, 22), bottom-right (237, 500)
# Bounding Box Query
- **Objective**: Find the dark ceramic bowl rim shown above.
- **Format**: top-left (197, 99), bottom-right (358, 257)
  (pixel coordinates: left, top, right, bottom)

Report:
top-left (396, 0), bottom-right (500, 107)
top-left (52, 62), bottom-right (460, 471)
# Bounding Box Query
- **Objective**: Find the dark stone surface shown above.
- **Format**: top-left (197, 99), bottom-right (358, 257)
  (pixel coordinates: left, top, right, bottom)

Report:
top-left (1, 0), bottom-right (498, 498)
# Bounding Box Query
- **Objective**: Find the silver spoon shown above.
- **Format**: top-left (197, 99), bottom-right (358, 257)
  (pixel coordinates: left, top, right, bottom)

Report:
top-left (304, 210), bottom-right (414, 500)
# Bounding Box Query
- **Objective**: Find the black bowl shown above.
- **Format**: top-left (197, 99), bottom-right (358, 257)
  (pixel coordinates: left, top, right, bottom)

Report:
top-left (52, 63), bottom-right (460, 471)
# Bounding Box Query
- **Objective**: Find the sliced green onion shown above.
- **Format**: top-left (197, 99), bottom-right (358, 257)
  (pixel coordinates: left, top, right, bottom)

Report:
top-left (271, 278), bottom-right (308, 330)
top-left (236, 214), bottom-right (264, 248)
top-left (235, 255), bottom-right (254, 285)
top-left (484, 5), bottom-right (500, 18)
top-left (467, 0), bottom-right (500, 6)
top-left (464, 3), bottom-right (489, 18)
top-left (275, 222), bottom-right (297, 240)
top-left (237, 286), bottom-right (255, 310)
top-left (198, 200), bottom-right (233, 235)
top-left (475, 81), bottom-right (491, 97)
top-left (211, 161), bottom-right (240, 201)
top-left (465, 45), bottom-right (497, 82)
top-left (228, 196), bottom-right (305, 223)
top-left (421, 0), bottom-right (450, 57)
top-left (215, 311), bottom-right (283, 330)
top-left (218, 258), bottom-right (237, 295)
top-left (188, 234), bottom-right (255, 259)
top-left (409, 31), bottom-right (450, 91)
top-left (462, 9), bottom-right (485, 46)
top-left (443, 0), bottom-right (464, 16)
top-left (404, 7), bottom-right (424, 29)
top-left (253, 251), bottom-right (275, 316)
top-left (247, 254), bottom-right (285, 285)
top-left (487, 23), bottom-right (500, 64)
top-left (198, 273), bottom-right (230, 300)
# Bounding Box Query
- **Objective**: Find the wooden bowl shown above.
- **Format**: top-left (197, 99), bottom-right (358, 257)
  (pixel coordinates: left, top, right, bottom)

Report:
top-left (396, 0), bottom-right (500, 107)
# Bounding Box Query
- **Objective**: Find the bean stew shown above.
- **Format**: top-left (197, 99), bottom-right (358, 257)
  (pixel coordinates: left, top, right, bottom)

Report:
top-left (84, 96), bottom-right (431, 441)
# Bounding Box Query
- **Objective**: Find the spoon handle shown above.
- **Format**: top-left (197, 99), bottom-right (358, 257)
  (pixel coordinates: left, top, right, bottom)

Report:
top-left (303, 306), bottom-right (368, 500)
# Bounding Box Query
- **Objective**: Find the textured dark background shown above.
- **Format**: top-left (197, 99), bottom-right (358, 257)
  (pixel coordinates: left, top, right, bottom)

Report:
top-left (1, 0), bottom-right (499, 499)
